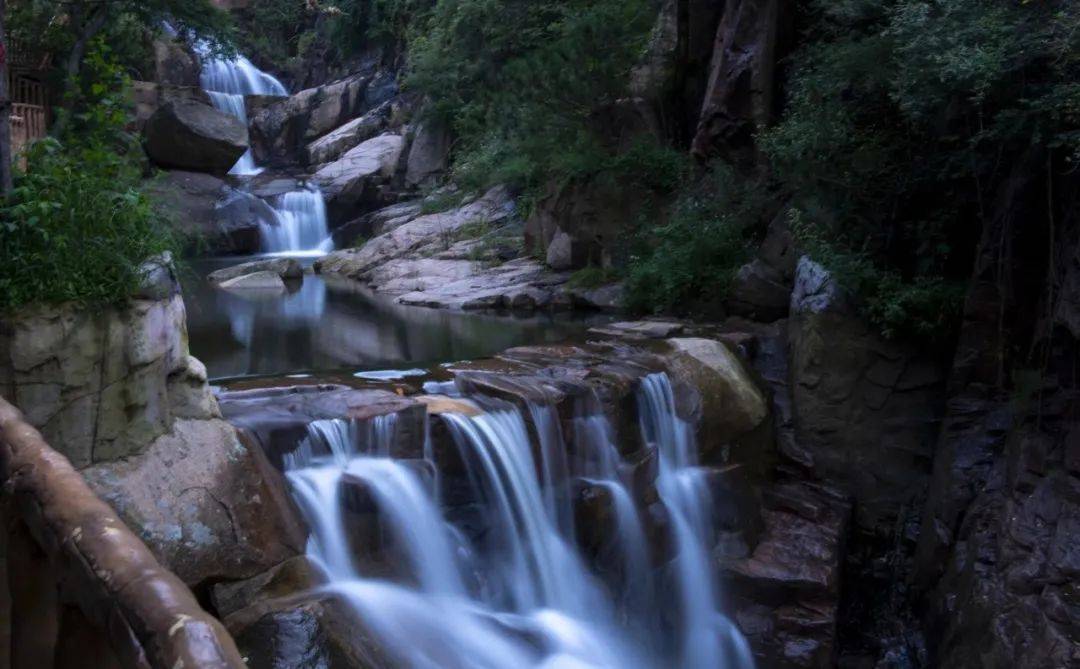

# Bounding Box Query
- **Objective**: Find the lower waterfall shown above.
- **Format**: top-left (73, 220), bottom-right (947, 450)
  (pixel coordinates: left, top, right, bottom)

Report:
top-left (282, 373), bottom-right (754, 668)
top-left (261, 184), bottom-right (334, 256)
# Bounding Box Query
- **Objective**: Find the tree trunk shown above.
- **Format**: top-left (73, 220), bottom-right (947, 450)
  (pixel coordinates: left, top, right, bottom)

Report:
top-left (0, 0), bottom-right (14, 195)
top-left (50, 4), bottom-right (108, 138)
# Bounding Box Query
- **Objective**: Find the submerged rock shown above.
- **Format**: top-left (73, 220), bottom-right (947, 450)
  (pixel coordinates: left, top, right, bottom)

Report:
top-left (143, 99), bottom-right (249, 175)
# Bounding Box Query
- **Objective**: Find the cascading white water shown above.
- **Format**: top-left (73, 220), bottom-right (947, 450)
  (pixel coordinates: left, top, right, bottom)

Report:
top-left (261, 184), bottom-right (334, 255)
top-left (281, 374), bottom-right (755, 669)
top-left (198, 46), bottom-right (287, 176)
top-left (637, 373), bottom-right (756, 669)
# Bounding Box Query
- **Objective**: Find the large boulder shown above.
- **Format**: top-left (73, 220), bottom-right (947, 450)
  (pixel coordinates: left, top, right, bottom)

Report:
top-left (663, 337), bottom-right (771, 471)
top-left (152, 38), bottom-right (199, 86)
top-left (82, 417), bottom-right (306, 587)
top-left (727, 258), bottom-right (791, 322)
top-left (304, 102), bottom-right (392, 167)
top-left (144, 99), bottom-right (249, 175)
top-left (208, 258), bottom-right (303, 284)
top-left (131, 82), bottom-right (210, 130)
top-left (313, 133), bottom-right (405, 221)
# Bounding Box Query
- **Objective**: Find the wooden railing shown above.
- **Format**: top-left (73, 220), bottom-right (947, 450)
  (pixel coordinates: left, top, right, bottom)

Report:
top-left (0, 397), bottom-right (246, 669)
top-left (8, 74), bottom-right (49, 164)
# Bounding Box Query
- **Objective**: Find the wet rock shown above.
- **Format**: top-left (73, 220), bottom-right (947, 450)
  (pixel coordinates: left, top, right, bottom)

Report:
top-left (723, 482), bottom-right (849, 669)
top-left (314, 133), bottom-right (405, 220)
top-left (208, 258), bottom-right (303, 284)
top-left (226, 593), bottom-right (391, 669)
top-left (212, 556), bottom-right (324, 619)
top-left (218, 271), bottom-right (288, 292)
top-left (82, 417), bottom-right (306, 587)
top-left (662, 337), bottom-right (770, 468)
top-left (143, 99), bottom-right (249, 175)
top-left (219, 385), bottom-right (426, 470)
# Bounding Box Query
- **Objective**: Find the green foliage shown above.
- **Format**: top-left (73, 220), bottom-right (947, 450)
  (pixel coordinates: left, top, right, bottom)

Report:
top-left (0, 44), bottom-right (175, 312)
top-left (568, 265), bottom-right (619, 290)
top-left (401, 0), bottom-right (660, 193)
top-left (757, 0), bottom-right (1080, 342)
top-left (624, 166), bottom-right (764, 315)
top-left (236, 0), bottom-right (309, 67)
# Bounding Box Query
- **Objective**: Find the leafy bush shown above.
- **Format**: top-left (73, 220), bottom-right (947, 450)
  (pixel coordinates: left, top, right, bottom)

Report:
top-left (0, 44), bottom-right (175, 312)
top-left (623, 166), bottom-right (764, 315)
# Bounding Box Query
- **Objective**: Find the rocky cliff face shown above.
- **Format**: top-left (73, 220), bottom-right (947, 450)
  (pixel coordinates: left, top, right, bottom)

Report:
top-left (0, 258), bottom-right (305, 592)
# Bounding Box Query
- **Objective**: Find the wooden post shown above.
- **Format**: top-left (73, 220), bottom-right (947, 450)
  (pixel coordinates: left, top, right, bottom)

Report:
top-left (0, 0), bottom-right (13, 195)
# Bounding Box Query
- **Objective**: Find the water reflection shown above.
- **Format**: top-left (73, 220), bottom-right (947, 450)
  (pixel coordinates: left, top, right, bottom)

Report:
top-left (183, 257), bottom-right (612, 379)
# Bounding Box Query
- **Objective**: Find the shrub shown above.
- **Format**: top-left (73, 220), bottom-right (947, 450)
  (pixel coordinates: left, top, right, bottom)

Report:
top-left (623, 166), bottom-right (764, 315)
top-left (0, 44), bottom-right (175, 312)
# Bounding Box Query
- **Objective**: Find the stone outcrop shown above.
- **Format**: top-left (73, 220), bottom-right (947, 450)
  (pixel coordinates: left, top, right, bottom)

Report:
top-left (0, 261), bottom-right (210, 468)
top-left (404, 120), bottom-right (451, 188)
top-left (316, 187), bottom-right (621, 312)
top-left (251, 73), bottom-right (391, 164)
top-left (723, 481), bottom-right (849, 669)
top-left (304, 102), bottom-right (393, 167)
top-left (691, 0), bottom-right (790, 163)
top-left (208, 257), bottom-right (304, 284)
top-left (146, 170), bottom-right (271, 254)
top-left (788, 257), bottom-right (944, 534)
top-left (314, 133), bottom-right (405, 222)
top-left (144, 99), bottom-right (250, 175)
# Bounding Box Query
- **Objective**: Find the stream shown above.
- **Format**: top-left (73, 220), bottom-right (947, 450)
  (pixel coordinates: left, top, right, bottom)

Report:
top-left (186, 41), bottom-right (754, 669)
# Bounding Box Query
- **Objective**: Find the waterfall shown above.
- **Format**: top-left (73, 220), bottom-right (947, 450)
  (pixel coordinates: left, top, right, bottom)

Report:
top-left (261, 184), bottom-right (334, 256)
top-left (638, 373), bottom-right (756, 669)
top-left (279, 376), bottom-right (755, 669)
top-left (198, 46), bottom-right (287, 176)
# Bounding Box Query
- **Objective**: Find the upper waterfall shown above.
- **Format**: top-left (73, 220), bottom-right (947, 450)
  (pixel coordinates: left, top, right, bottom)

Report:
top-left (197, 45), bottom-right (287, 175)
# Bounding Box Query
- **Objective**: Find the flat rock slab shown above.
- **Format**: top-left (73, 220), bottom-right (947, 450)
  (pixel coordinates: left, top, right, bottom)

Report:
top-left (209, 258), bottom-right (303, 283)
top-left (589, 320), bottom-right (684, 339)
top-left (219, 385), bottom-right (426, 468)
top-left (218, 271), bottom-right (288, 292)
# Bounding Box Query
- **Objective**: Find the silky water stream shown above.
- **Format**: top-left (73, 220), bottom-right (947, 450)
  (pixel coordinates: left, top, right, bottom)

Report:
top-left (280, 373), bottom-right (754, 669)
